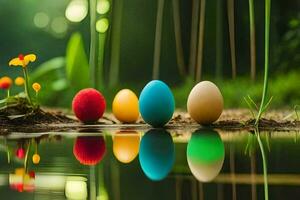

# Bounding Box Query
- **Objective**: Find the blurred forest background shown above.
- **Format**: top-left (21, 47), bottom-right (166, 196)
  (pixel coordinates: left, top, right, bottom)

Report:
top-left (0, 0), bottom-right (299, 109)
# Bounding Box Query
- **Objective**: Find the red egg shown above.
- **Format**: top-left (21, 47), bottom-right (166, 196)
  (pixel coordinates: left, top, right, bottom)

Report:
top-left (72, 88), bottom-right (106, 123)
top-left (73, 136), bottom-right (106, 166)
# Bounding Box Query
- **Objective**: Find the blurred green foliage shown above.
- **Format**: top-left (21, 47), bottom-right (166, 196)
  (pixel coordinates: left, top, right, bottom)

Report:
top-left (66, 32), bottom-right (90, 90)
top-left (0, 0), bottom-right (299, 109)
top-left (274, 14), bottom-right (300, 72)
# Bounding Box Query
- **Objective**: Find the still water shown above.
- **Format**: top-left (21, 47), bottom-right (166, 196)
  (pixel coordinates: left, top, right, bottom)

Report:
top-left (0, 128), bottom-right (299, 200)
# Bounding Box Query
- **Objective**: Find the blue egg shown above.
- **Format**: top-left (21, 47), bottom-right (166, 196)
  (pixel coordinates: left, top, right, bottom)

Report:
top-left (139, 129), bottom-right (175, 181)
top-left (139, 80), bottom-right (175, 127)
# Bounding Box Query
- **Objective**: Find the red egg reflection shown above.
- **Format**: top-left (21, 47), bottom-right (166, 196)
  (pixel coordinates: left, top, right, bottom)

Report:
top-left (73, 136), bottom-right (106, 166)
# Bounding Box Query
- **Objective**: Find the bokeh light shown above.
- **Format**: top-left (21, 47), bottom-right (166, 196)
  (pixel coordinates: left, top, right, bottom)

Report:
top-left (97, 0), bottom-right (110, 14)
top-left (33, 12), bottom-right (50, 28)
top-left (65, 0), bottom-right (88, 23)
top-left (51, 17), bottom-right (68, 35)
top-left (96, 18), bottom-right (109, 33)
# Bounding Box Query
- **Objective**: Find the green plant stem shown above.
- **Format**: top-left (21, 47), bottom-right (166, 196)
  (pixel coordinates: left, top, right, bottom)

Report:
top-left (249, 0), bottom-right (256, 81)
top-left (172, 0), bottom-right (186, 76)
top-left (152, 0), bottom-right (165, 80)
top-left (294, 105), bottom-right (299, 120)
top-left (7, 90), bottom-right (10, 98)
top-left (195, 0), bottom-right (206, 82)
top-left (216, 0), bottom-right (224, 80)
top-left (109, 0), bottom-right (123, 87)
top-left (227, 0), bottom-right (237, 79)
top-left (255, 129), bottom-right (269, 200)
top-left (22, 68), bottom-right (32, 105)
top-left (36, 92), bottom-right (39, 105)
top-left (35, 142), bottom-right (38, 154)
top-left (24, 141), bottom-right (31, 172)
top-left (98, 33), bottom-right (107, 89)
top-left (255, 0), bottom-right (271, 126)
top-left (5, 138), bottom-right (10, 164)
top-left (188, 0), bottom-right (199, 77)
top-left (89, 0), bottom-right (98, 88)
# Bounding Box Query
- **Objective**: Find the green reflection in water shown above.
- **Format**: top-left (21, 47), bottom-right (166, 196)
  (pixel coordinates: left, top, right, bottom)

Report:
top-left (255, 128), bottom-right (269, 200)
top-left (187, 129), bottom-right (225, 182)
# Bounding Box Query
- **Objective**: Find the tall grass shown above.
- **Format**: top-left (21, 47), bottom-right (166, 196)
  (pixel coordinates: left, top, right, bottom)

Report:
top-left (152, 0), bottom-right (165, 79)
top-left (255, 0), bottom-right (271, 125)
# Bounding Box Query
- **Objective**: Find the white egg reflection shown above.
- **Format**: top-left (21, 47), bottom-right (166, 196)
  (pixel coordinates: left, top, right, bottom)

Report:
top-left (65, 0), bottom-right (88, 23)
top-left (65, 176), bottom-right (88, 199)
top-left (187, 129), bottom-right (225, 182)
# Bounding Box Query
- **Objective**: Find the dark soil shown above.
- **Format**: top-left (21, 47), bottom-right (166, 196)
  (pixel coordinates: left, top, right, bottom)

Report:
top-left (0, 107), bottom-right (299, 133)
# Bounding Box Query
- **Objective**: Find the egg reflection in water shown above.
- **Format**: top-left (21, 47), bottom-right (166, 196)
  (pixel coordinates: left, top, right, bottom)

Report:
top-left (73, 136), bottom-right (106, 166)
top-left (187, 129), bottom-right (225, 182)
top-left (139, 129), bottom-right (175, 181)
top-left (65, 177), bottom-right (88, 200)
top-left (113, 131), bottom-right (140, 163)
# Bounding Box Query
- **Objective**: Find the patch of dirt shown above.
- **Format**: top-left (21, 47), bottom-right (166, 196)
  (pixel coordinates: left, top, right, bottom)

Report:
top-left (0, 108), bottom-right (299, 133)
top-left (0, 105), bottom-right (74, 125)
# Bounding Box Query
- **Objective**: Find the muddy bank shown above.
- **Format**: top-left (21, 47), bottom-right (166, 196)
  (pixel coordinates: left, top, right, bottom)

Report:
top-left (0, 109), bottom-right (299, 133)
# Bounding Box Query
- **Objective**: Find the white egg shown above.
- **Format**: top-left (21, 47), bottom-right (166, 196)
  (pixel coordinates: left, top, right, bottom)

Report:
top-left (187, 81), bottom-right (223, 125)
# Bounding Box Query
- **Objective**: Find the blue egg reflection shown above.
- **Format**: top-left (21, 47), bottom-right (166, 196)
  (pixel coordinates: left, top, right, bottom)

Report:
top-left (187, 129), bottom-right (225, 182)
top-left (139, 129), bottom-right (175, 181)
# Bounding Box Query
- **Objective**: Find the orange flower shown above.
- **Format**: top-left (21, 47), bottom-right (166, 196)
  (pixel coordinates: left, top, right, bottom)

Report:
top-left (32, 154), bottom-right (40, 164)
top-left (0, 76), bottom-right (13, 90)
top-left (9, 54), bottom-right (37, 68)
top-left (15, 77), bottom-right (25, 86)
top-left (32, 83), bottom-right (41, 93)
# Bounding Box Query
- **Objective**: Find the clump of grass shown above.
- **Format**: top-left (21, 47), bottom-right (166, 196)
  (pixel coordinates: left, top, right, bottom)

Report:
top-left (255, 0), bottom-right (272, 126)
top-left (244, 0), bottom-right (272, 126)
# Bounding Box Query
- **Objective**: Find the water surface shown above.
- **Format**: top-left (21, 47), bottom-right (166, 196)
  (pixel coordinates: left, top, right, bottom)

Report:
top-left (0, 128), bottom-right (299, 200)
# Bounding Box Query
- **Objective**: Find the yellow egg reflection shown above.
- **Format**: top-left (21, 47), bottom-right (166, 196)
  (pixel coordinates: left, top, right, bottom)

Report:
top-left (112, 89), bottom-right (139, 123)
top-left (113, 131), bottom-right (140, 163)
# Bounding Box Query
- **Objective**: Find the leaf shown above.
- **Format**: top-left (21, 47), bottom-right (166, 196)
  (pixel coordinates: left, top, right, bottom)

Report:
top-left (66, 32), bottom-right (90, 90)
top-left (30, 57), bottom-right (65, 81)
top-left (51, 79), bottom-right (69, 91)
top-left (243, 97), bottom-right (255, 118)
top-left (30, 57), bottom-right (70, 106)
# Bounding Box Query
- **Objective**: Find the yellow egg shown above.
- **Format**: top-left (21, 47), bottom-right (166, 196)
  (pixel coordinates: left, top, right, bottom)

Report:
top-left (112, 89), bottom-right (139, 123)
top-left (187, 81), bottom-right (223, 125)
top-left (113, 131), bottom-right (140, 163)
top-left (32, 154), bottom-right (40, 164)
